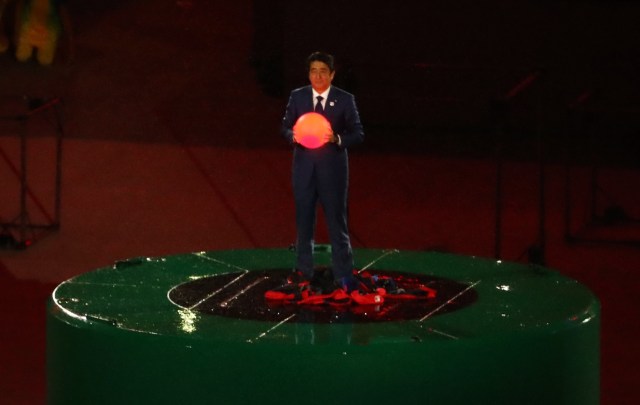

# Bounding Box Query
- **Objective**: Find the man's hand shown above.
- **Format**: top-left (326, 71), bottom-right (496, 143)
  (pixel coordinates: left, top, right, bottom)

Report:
top-left (292, 129), bottom-right (337, 146)
top-left (324, 131), bottom-right (337, 143)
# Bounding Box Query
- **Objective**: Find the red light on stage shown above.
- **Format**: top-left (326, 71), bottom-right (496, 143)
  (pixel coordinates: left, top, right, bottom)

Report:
top-left (293, 112), bottom-right (331, 149)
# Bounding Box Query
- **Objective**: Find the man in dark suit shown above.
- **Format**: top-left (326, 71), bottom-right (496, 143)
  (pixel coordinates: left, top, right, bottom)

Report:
top-left (281, 51), bottom-right (364, 291)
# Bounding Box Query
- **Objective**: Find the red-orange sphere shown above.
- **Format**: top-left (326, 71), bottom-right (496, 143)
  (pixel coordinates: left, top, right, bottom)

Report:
top-left (293, 112), bottom-right (331, 149)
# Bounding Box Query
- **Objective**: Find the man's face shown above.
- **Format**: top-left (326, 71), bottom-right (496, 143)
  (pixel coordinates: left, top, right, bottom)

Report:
top-left (309, 61), bottom-right (335, 93)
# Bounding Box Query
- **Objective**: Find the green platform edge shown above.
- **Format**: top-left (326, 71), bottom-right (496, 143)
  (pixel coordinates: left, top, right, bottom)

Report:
top-left (47, 248), bottom-right (600, 404)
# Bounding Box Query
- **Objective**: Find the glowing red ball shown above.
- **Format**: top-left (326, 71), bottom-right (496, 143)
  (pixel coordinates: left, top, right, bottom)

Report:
top-left (293, 112), bottom-right (331, 149)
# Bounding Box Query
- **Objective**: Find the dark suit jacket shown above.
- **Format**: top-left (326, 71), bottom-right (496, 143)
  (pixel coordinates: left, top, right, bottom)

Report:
top-left (281, 84), bottom-right (364, 201)
top-left (281, 85), bottom-right (364, 150)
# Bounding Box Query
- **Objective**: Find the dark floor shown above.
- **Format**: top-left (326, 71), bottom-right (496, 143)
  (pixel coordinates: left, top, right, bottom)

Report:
top-left (1, 1), bottom-right (639, 404)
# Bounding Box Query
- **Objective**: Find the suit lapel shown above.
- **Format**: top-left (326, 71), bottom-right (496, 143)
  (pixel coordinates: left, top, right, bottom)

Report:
top-left (303, 86), bottom-right (314, 112)
top-left (324, 87), bottom-right (339, 120)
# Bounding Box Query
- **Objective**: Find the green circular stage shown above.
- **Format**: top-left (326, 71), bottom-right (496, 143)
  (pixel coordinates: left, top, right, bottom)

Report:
top-left (47, 248), bottom-right (600, 404)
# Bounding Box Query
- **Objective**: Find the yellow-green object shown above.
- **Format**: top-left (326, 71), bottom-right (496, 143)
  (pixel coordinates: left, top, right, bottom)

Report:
top-left (47, 248), bottom-right (600, 404)
top-left (15, 0), bottom-right (63, 65)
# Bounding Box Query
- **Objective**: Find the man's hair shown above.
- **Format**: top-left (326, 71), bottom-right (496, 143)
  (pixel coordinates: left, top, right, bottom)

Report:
top-left (307, 52), bottom-right (335, 72)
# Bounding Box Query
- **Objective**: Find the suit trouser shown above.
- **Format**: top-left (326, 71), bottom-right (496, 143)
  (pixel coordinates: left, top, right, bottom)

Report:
top-left (292, 146), bottom-right (353, 280)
